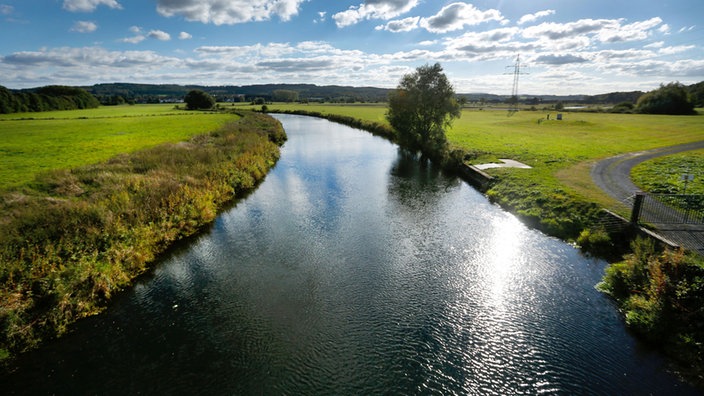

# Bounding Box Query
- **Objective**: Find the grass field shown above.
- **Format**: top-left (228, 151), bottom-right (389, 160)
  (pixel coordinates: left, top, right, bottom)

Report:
top-left (632, 149), bottom-right (704, 195)
top-left (0, 105), bottom-right (236, 189)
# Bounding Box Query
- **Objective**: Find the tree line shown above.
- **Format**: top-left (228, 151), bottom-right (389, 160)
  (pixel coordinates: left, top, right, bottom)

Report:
top-left (0, 85), bottom-right (100, 114)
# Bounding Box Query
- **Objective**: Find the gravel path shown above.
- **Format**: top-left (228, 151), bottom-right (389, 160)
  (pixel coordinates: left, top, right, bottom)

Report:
top-left (591, 140), bottom-right (704, 254)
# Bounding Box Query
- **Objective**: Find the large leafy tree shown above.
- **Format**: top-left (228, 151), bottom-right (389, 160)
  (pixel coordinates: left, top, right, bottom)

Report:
top-left (184, 89), bottom-right (215, 110)
top-left (386, 63), bottom-right (461, 159)
top-left (636, 82), bottom-right (695, 115)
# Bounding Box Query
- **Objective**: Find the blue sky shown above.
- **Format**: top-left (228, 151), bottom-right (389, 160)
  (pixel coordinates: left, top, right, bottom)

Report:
top-left (0, 0), bottom-right (702, 95)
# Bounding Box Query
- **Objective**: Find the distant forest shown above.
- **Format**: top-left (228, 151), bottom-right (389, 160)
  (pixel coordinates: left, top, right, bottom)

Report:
top-left (0, 85), bottom-right (100, 114)
top-left (1, 81), bottom-right (702, 114)
top-left (84, 81), bottom-right (704, 107)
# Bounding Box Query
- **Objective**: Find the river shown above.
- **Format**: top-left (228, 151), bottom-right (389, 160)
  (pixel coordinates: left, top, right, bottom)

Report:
top-left (1, 114), bottom-right (699, 394)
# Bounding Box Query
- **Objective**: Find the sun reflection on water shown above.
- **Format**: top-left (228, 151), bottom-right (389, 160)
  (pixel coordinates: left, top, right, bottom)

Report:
top-left (485, 213), bottom-right (526, 304)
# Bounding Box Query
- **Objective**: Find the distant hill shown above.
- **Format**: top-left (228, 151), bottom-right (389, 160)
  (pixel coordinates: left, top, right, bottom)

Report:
top-left (59, 80), bottom-right (704, 107)
top-left (85, 83), bottom-right (391, 104)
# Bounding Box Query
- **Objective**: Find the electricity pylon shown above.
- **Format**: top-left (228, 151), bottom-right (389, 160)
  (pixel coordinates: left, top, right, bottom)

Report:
top-left (505, 55), bottom-right (528, 116)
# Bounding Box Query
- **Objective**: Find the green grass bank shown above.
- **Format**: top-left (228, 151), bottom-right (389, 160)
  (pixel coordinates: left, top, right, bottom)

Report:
top-left (0, 110), bottom-right (286, 363)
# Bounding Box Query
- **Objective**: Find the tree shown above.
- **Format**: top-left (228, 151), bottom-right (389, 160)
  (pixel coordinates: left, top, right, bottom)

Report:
top-left (273, 89), bottom-right (299, 102)
top-left (184, 89), bottom-right (215, 110)
top-left (636, 82), bottom-right (695, 115)
top-left (386, 63), bottom-right (461, 160)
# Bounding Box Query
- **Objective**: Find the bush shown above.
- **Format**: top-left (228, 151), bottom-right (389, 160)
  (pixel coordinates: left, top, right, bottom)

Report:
top-left (610, 102), bottom-right (635, 113)
top-left (184, 89), bottom-right (215, 110)
top-left (577, 226), bottom-right (613, 255)
top-left (599, 237), bottom-right (704, 381)
top-left (636, 82), bottom-right (695, 115)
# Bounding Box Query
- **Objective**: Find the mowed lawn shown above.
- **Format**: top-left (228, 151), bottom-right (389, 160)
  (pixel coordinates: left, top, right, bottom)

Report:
top-left (0, 105), bottom-right (237, 189)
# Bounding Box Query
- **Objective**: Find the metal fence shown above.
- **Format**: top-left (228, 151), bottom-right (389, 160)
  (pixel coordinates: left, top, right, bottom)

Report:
top-left (633, 193), bottom-right (704, 225)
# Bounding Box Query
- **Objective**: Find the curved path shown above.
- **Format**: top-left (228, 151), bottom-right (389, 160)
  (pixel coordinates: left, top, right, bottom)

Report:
top-left (591, 140), bottom-right (704, 203)
top-left (591, 140), bottom-right (704, 254)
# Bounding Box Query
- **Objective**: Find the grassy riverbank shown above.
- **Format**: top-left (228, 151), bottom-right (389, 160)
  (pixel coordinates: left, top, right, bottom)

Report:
top-left (0, 110), bottom-right (286, 363)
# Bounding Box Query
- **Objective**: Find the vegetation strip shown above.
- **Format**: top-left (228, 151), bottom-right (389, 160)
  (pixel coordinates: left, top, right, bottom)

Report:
top-left (0, 111), bottom-right (286, 364)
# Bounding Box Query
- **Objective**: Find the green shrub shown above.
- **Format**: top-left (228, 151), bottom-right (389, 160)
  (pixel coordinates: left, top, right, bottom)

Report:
top-left (577, 226), bottom-right (613, 254)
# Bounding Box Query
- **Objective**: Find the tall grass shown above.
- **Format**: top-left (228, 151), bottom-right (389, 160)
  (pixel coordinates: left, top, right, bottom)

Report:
top-left (0, 111), bottom-right (286, 362)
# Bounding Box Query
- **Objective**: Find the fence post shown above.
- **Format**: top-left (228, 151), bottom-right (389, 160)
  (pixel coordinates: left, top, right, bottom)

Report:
top-left (630, 193), bottom-right (645, 224)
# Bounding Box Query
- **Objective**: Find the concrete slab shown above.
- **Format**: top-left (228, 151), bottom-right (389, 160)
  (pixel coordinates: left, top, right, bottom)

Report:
top-left (474, 159), bottom-right (532, 170)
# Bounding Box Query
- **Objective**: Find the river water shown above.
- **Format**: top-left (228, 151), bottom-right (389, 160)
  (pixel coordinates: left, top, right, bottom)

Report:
top-left (1, 114), bottom-right (699, 394)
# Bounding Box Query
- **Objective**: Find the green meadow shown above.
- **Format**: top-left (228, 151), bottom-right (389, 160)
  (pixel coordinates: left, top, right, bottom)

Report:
top-left (0, 105), bottom-right (235, 189)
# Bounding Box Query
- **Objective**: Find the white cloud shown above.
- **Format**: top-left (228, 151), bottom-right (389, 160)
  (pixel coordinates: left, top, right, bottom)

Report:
top-left (534, 54), bottom-right (589, 65)
top-left (376, 16), bottom-right (419, 32)
top-left (179, 32), bottom-right (192, 40)
top-left (596, 17), bottom-right (662, 43)
top-left (333, 0), bottom-right (418, 28)
top-left (121, 35), bottom-right (145, 44)
top-left (63, 0), bottom-right (122, 12)
top-left (522, 19), bottom-right (614, 41)
top-left (0, 4), bottom-right (14, 15)
top-left (517, 9), bottom-right (555, 25)
top-left (70, 20), bottom-right (97, 33)
top-left (419, 2), bottom-right (507, 34)
top-left (658, 45), bottom-right (695, 55)
top-left (156, 0), bottom-right (306, 25)
top-left (121, 26), bottom-right (145, 43)
top-left (148, 30), bottom-right (171, 41)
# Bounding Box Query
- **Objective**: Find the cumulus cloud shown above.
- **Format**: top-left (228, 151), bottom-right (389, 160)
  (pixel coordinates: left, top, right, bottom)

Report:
top-left (1, 47), bottom-right (177, 69)
top-left (0, 4), bottom-right (14, 15)
top-left (148, 30), bottom-right (171, 41)
top-left (522, 19), bottom-right (613, 41)
top-left (333, 0), bottom-right (418, 28)
top-left (63, 0), bottom-right (122, 12)
top-left (517, 9), bottom-right (555, 25)
top-left (419, 2), bottom-right (507, 33)
top-left (179, 32), bottom-right (192, 40)
top-left (522, 17), bottom-right (663, 44)
top-left (658, 45), bottom-right (695, 55)
top-left (376, 16), bottom-right (419, 32)
top-left (535, 54), bottom-right (590, 65)
top-left (596, 17), bottom-right (663, 43)
top-left (70, 20), bottom-right (97, 33)
top-left (156, 0), bottom-right (306, 25)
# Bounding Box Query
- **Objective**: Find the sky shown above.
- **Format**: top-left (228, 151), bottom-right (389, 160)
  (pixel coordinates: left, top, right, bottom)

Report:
top-left (0, 0), bottom-right (703, 95)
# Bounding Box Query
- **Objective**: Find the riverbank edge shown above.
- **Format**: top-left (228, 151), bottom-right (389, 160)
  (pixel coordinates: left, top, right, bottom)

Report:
top-left (266, 109), bottom-right (704, 388)
top-left (0, 111), bottom-right (287, 367)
